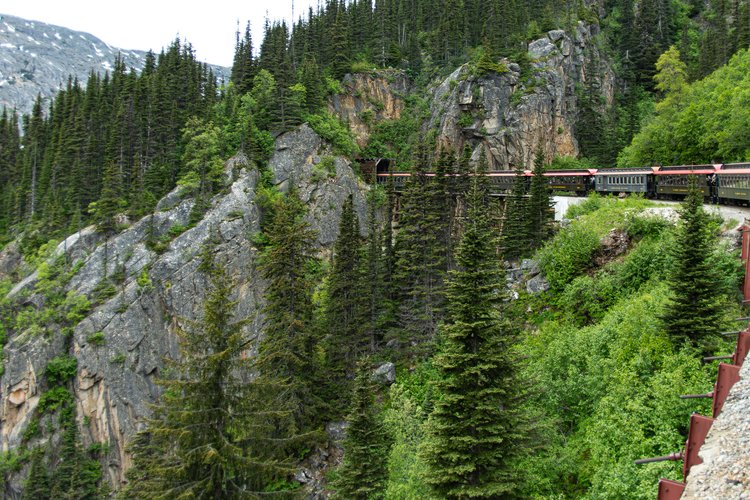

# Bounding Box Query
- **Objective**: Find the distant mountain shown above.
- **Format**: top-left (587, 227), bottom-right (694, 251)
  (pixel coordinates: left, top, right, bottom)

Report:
top-left (0, 13), bottom-right (229, 117)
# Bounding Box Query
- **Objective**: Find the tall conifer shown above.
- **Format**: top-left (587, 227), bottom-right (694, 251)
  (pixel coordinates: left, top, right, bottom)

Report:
top-left (527, 147), bottom-right (554, 251)
top-left (333, 362), bottom-right (391, 498)
top-left (325, 196), bottom-right (364, 399)
top-left (421, 172), bottom-right (530, 498)
top-left (257, 189), bottom-right (323, 431)
top-left (125, 251), bottom-right (293, 497)
top-left (501, 167), bottom-right (530, 261)
top-left (661, 177), bottom-right (724, 351)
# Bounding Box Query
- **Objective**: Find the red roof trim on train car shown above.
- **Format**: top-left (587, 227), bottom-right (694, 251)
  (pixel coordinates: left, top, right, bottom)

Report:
top-left (653, 169), bottom-right (716, 175)
top-left (716, 169), bottom-right (750, 175)
top-left (543, 172), bottom-right (594, 177)
top-left (595, 170), bottom-right (651, 176)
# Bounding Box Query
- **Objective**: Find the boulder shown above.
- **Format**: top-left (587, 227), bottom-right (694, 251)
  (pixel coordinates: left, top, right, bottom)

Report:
top-left (527, 275), bottom-right (550, 294)
top-left (372, 362), bottom-right (396, 385)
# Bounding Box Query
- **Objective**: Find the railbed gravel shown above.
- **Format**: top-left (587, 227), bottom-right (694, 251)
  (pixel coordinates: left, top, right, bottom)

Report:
top-left (683, 357), bottom-right (750, 499)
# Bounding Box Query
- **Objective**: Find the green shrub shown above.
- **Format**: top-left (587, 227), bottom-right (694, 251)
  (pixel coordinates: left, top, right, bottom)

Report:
top-left (550, 155), bottom-right (600, 171)
top-left (92, 280), bottom-right (117, 304)
top-left (22, 419), bottom-right (40, 442)
top-left (565, 192), bottom-right (603, 219)
top-left (325, 76), bottom-right (343, 95)
top-left (110, 352), bottom-right (126, 364)
top-left (168, 224), bottom-right (188, 238)
top-left (624, 212), bottom-right (673, 239)
top-left (136, 267), bottom-right (153, 292)
top-left (87, 331), bottom-right (106, 347)
top-left (45, 355), bottom-right (78, 385)
top-left (312, 156), bottom-right (338, 182)
top-left (38, 387), bottom-right (73, 413)
top-left (457, 111), bottom-right (475, 128)
top-left (538, 223), bottom-right (601, 292)
top-left (63, 292), bottom-right (91, 325)
top-left (306, 112), bottom-right (360, 158)
top-left (351, 60), bottom-right (375, 73)
top-left (360, 108), bottom-right (375, 125)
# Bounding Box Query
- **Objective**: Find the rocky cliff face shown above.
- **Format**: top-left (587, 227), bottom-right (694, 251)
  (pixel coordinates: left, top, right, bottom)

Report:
top-left (328, 24), bottom-right (614, 170)
top-left (0, 124), bottom-right (368, 495)
top-left (0, 14), bottom-right (229, 117)
top-left (429, 23), bottom-right (615, 170)
top-left (328, 70), bottom-right (410, 149)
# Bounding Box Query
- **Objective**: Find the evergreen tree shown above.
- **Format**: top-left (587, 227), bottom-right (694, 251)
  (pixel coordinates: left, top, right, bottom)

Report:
top-left (88, 161), bottom-right (124, 233)
top-left (324, 196), bottom-right (364, 402)
top-left (124, 251), bottom-right (293, 497)
top-left (661, 177), bottom-right (724, 350)
top-left (51, 404), bottom-right (103, 499)
top-left (527, 147), bottom-right (554, 251)
top-left (421, 172), bottom-right (530, 498)
top-left (361, 188), bottom-right (386, 352)
top-left (501, 167), bottom-right (530, 261)
top-left (391, 141), bottom-right (447, 357)
top-left (257, 189), bottom-right (324, 431)
top-left (23, 447), bottom-right (50, 500)
top-left (333, 362), bottom-right (391, 499)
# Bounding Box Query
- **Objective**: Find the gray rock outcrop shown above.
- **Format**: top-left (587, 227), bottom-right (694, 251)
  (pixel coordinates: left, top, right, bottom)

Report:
top-left (0, 124), bottom-right (368, 492)
top-left (428, 23), bottom-right (615, 170)
top-left (372, 362), bottom-right (397, 386)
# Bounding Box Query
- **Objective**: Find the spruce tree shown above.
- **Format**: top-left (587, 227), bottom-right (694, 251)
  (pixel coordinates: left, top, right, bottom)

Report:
top-left (661, 177), bottom-right (724, 350)
top-left (527, 147), bottom-right (554, 251)
top-left (501, 167), bottom-right (530, 261)
top-left (333, 362), bottom-right (391, 499)
top-left (124, 251), bottom-right (293, 497)
top-left (391, 145), bottom-right (447, 358)
top-left (23, 447), bottom-right (50, 500)
top-left (421, 173), bottom-right (530, 498)
top-left (324, 196), bottom-right (364, 403)
top-left (257, 189), bottom-right (324, 431)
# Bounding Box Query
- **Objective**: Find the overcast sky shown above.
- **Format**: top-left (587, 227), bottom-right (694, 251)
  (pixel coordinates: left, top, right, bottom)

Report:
top-left (2, 0), bottom-right (317, 67)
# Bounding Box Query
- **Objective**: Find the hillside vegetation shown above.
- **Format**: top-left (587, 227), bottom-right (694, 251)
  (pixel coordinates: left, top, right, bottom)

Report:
top-left (1, 0), bottom-right (749, 497)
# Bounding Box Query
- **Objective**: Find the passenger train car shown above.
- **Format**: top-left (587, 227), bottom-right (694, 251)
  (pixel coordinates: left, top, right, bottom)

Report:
top-left (375, 162), bottom-right (750, 205)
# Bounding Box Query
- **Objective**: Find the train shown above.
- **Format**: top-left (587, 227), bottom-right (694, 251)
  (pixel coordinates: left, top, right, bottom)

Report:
top-left (375, 163), bottom-right (750, 205)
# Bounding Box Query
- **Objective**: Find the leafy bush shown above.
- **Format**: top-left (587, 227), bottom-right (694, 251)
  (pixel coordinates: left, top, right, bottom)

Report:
top-left (110, 352), bottom-right (126, 364)
top-left (136, 267), bottom-right (153, 292)
top-left (325, 76), bottom-right (343, 95)
top-left (565, 192), bottom-right (604, 219)
top-left (63, 292), bottom-right (91, 325)
top-left (538, 223), bottom-right (601, 292)
top-left (550, 155), bottom-right (601, 170)
top-left (624, 212), bottom-right (673, 239)
top-left (306, 112), bottom-right (360, 158)
top-left (168, 224), bottom-right (188, 238)
top-left (351, 60), bottom-right (375, 73)
top-left (87, 331), bottom-right (106, 347)
top-left (45, 355), bottom-right (78, 385)
top-left (311, 156), bottom-right (338, 182)
top-left (38, 387), bottom-right (73, 413)
top-left (382, 366), bottom-right (434, 499)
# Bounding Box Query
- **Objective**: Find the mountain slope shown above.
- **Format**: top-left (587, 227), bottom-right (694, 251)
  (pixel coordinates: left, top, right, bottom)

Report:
top-left (0, 13), bottom-right (228, 116)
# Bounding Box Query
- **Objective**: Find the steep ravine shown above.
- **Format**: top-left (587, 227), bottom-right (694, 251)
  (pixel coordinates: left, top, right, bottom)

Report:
top-left (0, 124), bottom-right (368, 495)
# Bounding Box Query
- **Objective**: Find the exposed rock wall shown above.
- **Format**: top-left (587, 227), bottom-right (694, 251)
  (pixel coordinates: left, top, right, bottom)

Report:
top-left (328, 70), bottom-right (409, 149)
top-left (0, 124), bottom-right (368, 494)
top-left (429, 23), bottom-right (615, 170)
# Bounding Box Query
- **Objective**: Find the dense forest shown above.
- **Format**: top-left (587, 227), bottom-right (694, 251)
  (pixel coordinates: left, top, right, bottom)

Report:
top-left (1, 0), bottom-right (749, 498)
